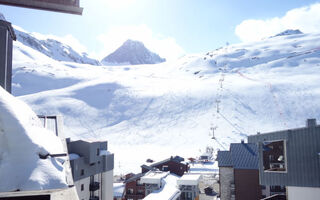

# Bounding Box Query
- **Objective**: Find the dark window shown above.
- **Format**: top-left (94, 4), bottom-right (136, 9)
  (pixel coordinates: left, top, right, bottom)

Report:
top-left (81, 184), bottom-right (84, 191)
top-left (162, 165), bottom-right (169, 171)
top-left (262, 140), bottom-right (286, 172)
top-left (81, 169), bottom-right (84, 176)
top-left (97, 148), bottom-right (100, 156)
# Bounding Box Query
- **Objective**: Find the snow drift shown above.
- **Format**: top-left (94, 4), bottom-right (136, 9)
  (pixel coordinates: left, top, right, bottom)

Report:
top-left (0, 87), bottom-right (67, 192)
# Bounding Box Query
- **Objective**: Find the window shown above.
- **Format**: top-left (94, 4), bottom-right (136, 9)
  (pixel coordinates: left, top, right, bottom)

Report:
top-left (162, 165), bottom-right (169, 171)
top-left (97, 148), bottom-right (100, 156)
top-left (81, 184), bottom-right (84, 191)
top-left (80, 169), bottom-right (84, 176)
top-left (262, 140), bottom-right (286, 172)
top-left (127, 188), bottom-right (134, 194)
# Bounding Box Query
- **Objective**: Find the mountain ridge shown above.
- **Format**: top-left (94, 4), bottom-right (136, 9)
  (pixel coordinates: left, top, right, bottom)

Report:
top-left (101, 39), bottom-right (166, 65)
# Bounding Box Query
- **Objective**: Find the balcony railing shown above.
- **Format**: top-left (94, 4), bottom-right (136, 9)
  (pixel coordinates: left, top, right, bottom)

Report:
top-left (90, 182), bottom-right (100, 191)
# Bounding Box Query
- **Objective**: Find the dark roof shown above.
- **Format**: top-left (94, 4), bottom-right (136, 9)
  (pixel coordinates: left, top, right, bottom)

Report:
top-left (144, 156), bottom-right (185, 169)
top-left (217, 142), bottom-right (259, 170)
top-left (123, 173), bottom-right (145, 183)
top-left (217, 151), bottom-right (232, 167)
top-left (230, 143), bottom-right (258, 169)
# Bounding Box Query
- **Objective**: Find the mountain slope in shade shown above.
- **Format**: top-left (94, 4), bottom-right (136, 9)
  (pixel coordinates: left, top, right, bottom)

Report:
top-left (101, 39), bottom-right (166, 65)
top-left (13, 26), bottom-right (100, 65)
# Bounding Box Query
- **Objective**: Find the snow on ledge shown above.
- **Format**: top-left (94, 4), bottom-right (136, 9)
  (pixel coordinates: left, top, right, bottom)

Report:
top-left (0, 87), bottom-right (68, 192)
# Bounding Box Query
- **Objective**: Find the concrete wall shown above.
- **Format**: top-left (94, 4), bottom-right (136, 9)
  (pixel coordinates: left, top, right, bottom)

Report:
top-left (219, 167), bottom-right (234, 200)
top-left (74, 177), bottom-right (90, 200)
top-left (102, 170), bottom-right (114, 200)
top-left (0, 21), bottom-right (13, 93)
top-left (287, 186), bottom-right (320, 200)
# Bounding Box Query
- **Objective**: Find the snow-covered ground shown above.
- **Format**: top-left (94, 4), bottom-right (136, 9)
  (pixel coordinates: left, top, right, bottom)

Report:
top-left (0, 87), bottom-right (68, 192)
top-left (11, 30), bottom-right (320, 175)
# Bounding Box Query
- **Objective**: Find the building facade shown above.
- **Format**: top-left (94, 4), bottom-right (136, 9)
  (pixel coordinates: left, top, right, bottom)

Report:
top-left (217, 142), bottom-right (262, 200)
top-left (248, 119), bottom-right (320, 200)
top-left (67, 140), bottom-right (114, 200)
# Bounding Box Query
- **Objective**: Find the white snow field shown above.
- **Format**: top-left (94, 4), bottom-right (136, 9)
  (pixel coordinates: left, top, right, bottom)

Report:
top-left (11, 30), bottom-right (320, 175)
top-left (0, 87), bottom-right (68, 192)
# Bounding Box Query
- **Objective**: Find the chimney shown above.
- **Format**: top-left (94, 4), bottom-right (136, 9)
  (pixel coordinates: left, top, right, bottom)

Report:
top-left (241, 139), bottom-right (244, 144)
top-left (306, 119), bottom-right (316, 128)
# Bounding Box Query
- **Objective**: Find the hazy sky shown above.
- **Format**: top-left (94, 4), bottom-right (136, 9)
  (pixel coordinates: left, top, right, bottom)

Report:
top-left (1, 0), bottom-right (320, 60)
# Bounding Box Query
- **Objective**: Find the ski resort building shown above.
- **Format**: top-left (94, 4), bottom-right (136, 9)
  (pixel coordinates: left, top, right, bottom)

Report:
top-left (67, 140), bottom-right (114, 200)
top-left (217, 141), bottom-right (262, 200)
top-left (123, 173), bottom-right (146, 200)
top-left (39, 115), bottom-right (115, 200)
top-left (248, 119), bottom-right (320, 200)
top-left (141, 156), bottom-right (189, 176)
top-left (177, 174), bottom-right (201, 200)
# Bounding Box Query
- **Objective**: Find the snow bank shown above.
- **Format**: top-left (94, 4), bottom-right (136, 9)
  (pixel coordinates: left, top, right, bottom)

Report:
top-left (0, 87), bottom-right (67, 192)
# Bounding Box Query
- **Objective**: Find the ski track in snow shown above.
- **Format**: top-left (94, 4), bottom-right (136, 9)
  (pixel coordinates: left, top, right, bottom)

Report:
top-left (12, 31), bottom-right (320, 174)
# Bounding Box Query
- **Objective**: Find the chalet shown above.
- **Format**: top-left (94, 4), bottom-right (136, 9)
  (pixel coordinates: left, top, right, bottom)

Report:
top-left (141, 156), bottom-right (189, 176)
top-left (123, 173), bottom-right (146, 200)
top-left (248, 119), bottom-right (320, 200)
top-left (217, 141), bottom-right (262, 200)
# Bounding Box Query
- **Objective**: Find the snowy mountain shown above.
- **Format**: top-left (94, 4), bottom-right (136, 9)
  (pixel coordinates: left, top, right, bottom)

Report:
top-left (101, 39), bottom-right (166, 65)
top-left (273, 29), bottom-right (303, 37)
top-left (12, 30), bottom-right (320, 175)
top-left (14, 26), bottom-right (100, 65)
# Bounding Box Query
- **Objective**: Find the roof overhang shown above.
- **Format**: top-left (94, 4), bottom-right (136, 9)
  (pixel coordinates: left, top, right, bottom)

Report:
top-left (0, 0), bottom-right (83, 15)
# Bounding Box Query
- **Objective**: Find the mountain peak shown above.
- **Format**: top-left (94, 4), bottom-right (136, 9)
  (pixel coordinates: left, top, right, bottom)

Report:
top-left (273, 29), bottom-right (303, 37)
top-left (101, 39), bottom-right (166, 65)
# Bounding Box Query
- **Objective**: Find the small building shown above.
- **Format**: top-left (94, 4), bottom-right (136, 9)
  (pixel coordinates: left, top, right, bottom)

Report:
top-left (67, 140), bottom-right (114, 200)
top-left (140, 171), bottom-right (170, 196)
top-left (248, 119), bottom-right (320, 200)
top-left (177, 174), bottom-right (201, 200)
top-left (141, 156), bottom-right (189, 176)
top-left (217, 141), bottom-right (262, 200)
top-left (123, 173), bottom-right (146, 200)
top-left (141, 171), bottom-right (181, 200)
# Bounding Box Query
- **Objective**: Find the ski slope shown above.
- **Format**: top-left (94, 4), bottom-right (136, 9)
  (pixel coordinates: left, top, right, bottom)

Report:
top-left (12, 31), bottom-right (320, 174)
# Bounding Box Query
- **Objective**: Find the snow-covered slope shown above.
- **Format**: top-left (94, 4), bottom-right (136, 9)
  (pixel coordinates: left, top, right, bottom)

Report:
top-left (101, 39), bottom-right (166, 65)
top-left (12, 31), bottom-right (320, 174)
top-left (0, 87), bottom-right (68, 192)
top-left (14, 26), bottom-right (100, 65)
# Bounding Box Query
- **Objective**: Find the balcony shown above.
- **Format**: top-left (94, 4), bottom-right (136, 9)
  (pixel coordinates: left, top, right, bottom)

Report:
top-left (90, 182), bottom-right (100, 191)
top-left (89, 196), bottom-right (99, 200)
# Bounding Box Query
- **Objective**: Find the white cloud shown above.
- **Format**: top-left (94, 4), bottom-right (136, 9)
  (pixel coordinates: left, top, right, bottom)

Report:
top-left (235, 3), bottom-right (320, 42)
top-left (96, 25), bottom-right (185, 61)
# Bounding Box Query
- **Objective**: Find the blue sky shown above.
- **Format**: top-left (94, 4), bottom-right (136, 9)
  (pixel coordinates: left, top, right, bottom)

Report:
top-left (1, 0), bottom-right (320, 60)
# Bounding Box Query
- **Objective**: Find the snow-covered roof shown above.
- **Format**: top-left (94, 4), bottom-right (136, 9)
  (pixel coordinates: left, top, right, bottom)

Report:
top-left (113, 183), bottom-right (125, 197)
top-left (140, 171), bottom-right (169, 185)
top-left (69, 153), bottom-right (80, 161)
top-left (188, 161), bottom-right (219, 174)
top-left (177, 174), bottom-right (201, 186)
top-left (0, 87), bottom-right (68, 192)
top-left (143, 174), bottom-right (180, 200)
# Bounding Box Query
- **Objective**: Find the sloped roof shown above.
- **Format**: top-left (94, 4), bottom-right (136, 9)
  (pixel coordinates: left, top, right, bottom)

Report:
top-left (230, 143), bottom-right (258, 169)
top-left (217, 143), bottom-right (258, 170)
top-left (217, 151), bottom-right (232, 167)
top-left (143, 156), bottom-right (186, 169)
top-left (123, 173), bottom-right (145, 183)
